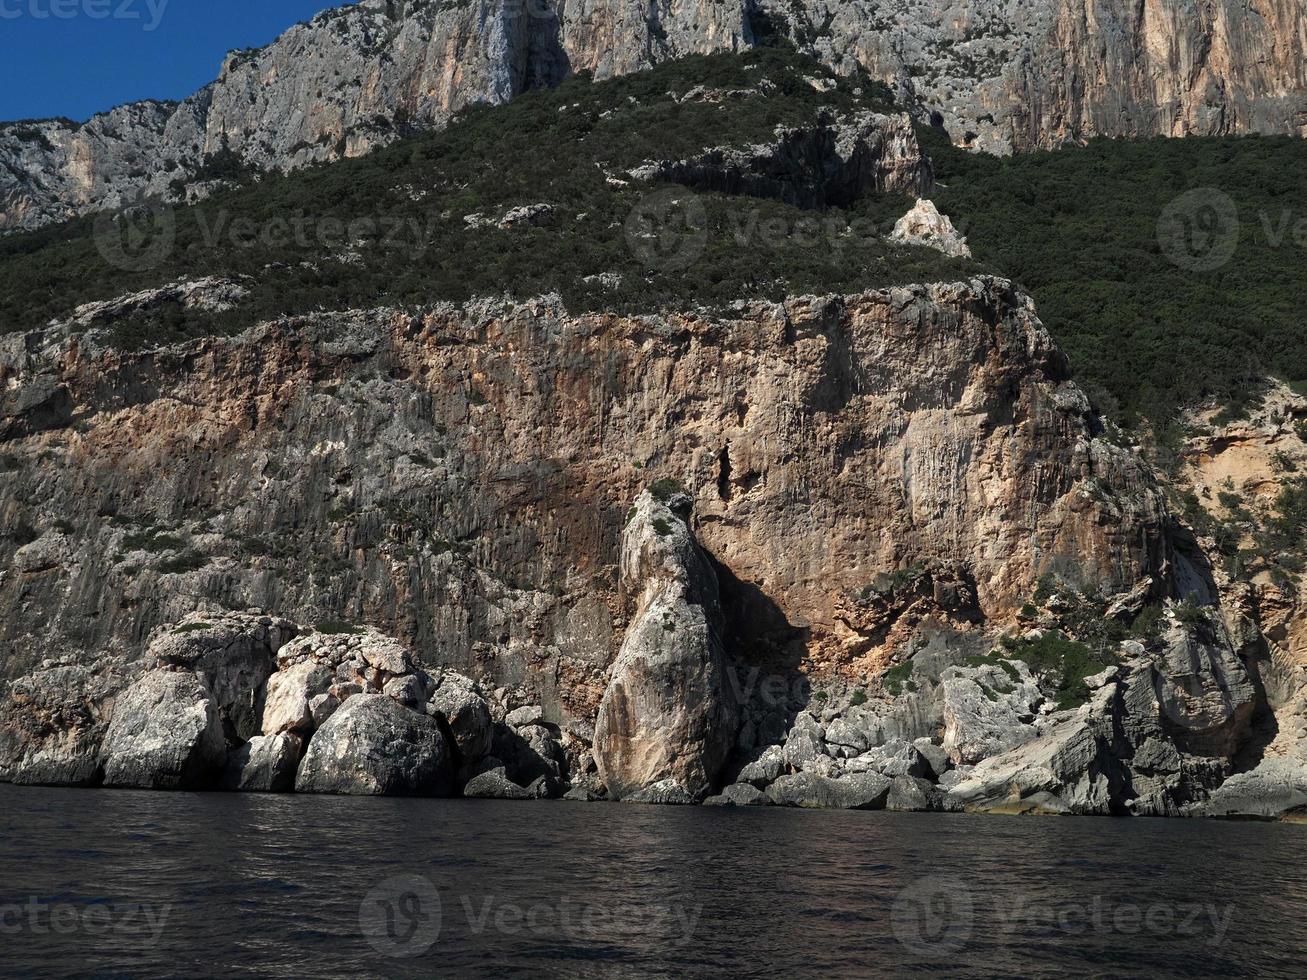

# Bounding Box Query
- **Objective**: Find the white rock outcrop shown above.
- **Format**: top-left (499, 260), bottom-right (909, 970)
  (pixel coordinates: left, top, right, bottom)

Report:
top-left (891, 199), bottom-right (972, 259)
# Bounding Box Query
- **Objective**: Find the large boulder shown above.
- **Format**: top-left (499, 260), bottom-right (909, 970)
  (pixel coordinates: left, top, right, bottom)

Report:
top-left (845, 737), bottom-right (931, 778)
top-left (594, 489), bottom-right (738, 801)
top-left (1202, 757), bottom-right (1307, 820)
top-left (260, 661), bottom-right (334, 736)
top-left (823, 717), bottom-right (870, 756)
top-left (220, 734), bottom-right (301, 792)
top-left (946, 683), bottom-right (1127, 815)
top-left (941, 657), bottom-right (1042, 765)
top-left (490, 722), bottom-right (567, 791)
top-left (462, 765), bottom-right (538, 800)
top-left (101, 669), bottom-right (228, 790)
top-left (704, 782), bottom-right (770, 806)
top-left (737, 744), bottom-right (786, 788)
top-left (295, 694), bottom-right (453, 796)
top-left (766, 771), bottom-right (891, 809)
top-left (428, 675), bottom-right (493, 764)
top-left (783, 713), bottom-right (827, 770)
top-left (890, 198), bottom-right (972, 258)
top-left (147, 613), bottom-right (297, 743)
top-left (886, 775), bottom-right (945, 812)
top-left (623, 778), bottom-right (697, 805)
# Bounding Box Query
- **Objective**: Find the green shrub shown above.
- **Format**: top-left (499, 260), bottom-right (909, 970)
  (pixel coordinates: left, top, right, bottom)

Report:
top-left (0, 49), bottom-right (960, 346)
top-left (922, 124), bottom-right (1307, 428)
top-left (649, 479), bottom-right (687, 504)
top-left (316, 620), bottom-right (364, 635)
top-left (1173, 596), bottom-right (1208, 628)
top-left (882, 660), bottom-right (916, 696)
top-left (1130, 604), bottom-right (1165, 644)
top-left (1004, 634), bottom-right (1111, 711)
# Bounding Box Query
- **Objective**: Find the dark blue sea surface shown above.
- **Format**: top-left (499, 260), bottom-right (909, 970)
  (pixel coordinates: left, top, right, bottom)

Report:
top-left (1, 784), bottom-right (1304, 978)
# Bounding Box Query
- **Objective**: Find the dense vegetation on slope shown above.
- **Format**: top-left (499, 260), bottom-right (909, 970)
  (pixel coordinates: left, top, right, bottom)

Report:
top-left (2, 46), bottom-right (1305, 432)
top-left (921, 126), bottom-right (1307, 428)
top-left (0, 49), bottom-right (965, 347)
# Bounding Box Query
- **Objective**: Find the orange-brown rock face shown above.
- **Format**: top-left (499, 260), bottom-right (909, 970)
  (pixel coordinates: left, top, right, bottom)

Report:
top-left (1019, 0), bottom-right (1307, 147)
top-left (0, 277), bottom-right (1167, 725)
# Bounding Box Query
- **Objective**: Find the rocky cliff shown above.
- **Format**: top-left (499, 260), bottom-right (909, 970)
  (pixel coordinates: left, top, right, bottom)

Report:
top-left (766, 0), bottom-right (1307, 154)
top-left (1, 272), bottom-right (1303, 816)
top-left (0, 277), bottom-right (1163, 692)
top-left (5, 0), bottom-right (1306, 230)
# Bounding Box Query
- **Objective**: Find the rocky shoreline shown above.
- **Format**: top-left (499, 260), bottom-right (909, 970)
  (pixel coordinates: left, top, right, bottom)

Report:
top-left (3, 489), bottom-right (1304, 821)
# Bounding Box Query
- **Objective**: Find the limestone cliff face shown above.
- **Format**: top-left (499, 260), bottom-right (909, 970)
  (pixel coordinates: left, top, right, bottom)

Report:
top-left (765, 0), bottom-right (1307, 153)
top-left (4, 0), bottom-right (1305, 230)
top-left (0, 278), bottom-right (1166, 728)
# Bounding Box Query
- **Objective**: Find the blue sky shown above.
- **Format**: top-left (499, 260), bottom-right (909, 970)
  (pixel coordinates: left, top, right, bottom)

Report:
top-left (0, 0), bottom-right (354, 123)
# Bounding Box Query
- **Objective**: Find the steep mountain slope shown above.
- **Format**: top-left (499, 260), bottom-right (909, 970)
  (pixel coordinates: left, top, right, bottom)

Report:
top-left (3, 0), bottom-right (1306, 231)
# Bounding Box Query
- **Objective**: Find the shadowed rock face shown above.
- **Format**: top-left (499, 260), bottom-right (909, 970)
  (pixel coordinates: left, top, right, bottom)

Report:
top-left (627, 111), bottom-right (933, 207)
top-left (4, 0), bottom-right (1305, 230)
top-left (593, 489), bottom-right (739, 799)
top-left (0, 279), bottom-right (1168, 721)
